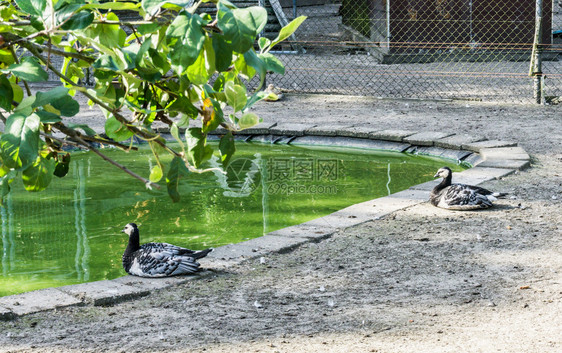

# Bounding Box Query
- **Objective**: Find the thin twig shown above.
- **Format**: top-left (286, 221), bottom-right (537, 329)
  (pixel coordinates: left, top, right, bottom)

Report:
top-left (80, 135), bottom-right (139, 151)
top-left (42, 131), bottom-right (160, 190)
top-left (32, 42), bottom-right (95, 64)
top-left (85, 141), bottom-right (161, 190)
top-left (51, 122), bottom-right (137, 151)
top-left (39, 132), bottom-right (83, 149)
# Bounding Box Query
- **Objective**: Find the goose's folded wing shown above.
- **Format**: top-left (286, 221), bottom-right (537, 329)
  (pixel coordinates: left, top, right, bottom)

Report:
top-left (132, 251), bottom-right (200, 277)
top-left (444, 184), bottom-right (493, 207)
top-left (141, 242), bottom-right (196, 257)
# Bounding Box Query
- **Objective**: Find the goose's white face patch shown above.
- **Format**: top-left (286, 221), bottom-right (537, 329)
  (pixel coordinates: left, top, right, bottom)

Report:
top-left (435, 168), bottom-right (450, 178)
top-left (122, 224), bottom-right (135, 236)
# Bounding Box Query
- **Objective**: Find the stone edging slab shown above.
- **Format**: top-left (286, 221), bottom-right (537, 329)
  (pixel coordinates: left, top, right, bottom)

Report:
top-left (0, 125), bottom-right (530, 320)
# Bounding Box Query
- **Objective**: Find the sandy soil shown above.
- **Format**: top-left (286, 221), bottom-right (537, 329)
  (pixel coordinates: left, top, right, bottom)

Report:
top-left (0, 95), bottom-right (561, 352)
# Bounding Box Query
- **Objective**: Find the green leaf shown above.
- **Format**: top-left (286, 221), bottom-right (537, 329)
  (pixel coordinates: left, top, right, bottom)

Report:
top-left (234, 54), bottom-right (256, 80)
top-left (243, 91), bottom-right (268, 110)
top-left (29, 87), bottom-right (79, 117)
top-left (10, 82), bottom-right (24, 105)
top-left (243, 50), bottom-right (266, 90)
top-left (219, 131), bottom-right (235, 168)
top-left (224, 81), bottom-right (247, 112)
top-left (53, 153), bottom-right (71, 178)
top-left (121, 44), bottom-right (140, 70)
top-left (185, 128), bottom-right (213, 168)
top-left (149, 164), bottom-right (163, 183)
top-left (201, 98), bottom-right (224, 134)
top-left (35, 110), bottom-right (61, 124)
top-left (80, 2), bottom-right (141, 11)
top-left (22, 155), bottom-right (55, 192)
top-left (166, 11), bottom-right (206, 74)
top-left (148, 48), bottom-right (171, 74)
top-left (258, 37), bottom-right (271, 52)
top-left (258, 52), bottom-right (285, 74)
top-left (269, 16), bottom-right (307, 51)
top-left (239, 112), bottom-right (259, 130)
top-left (136, 67), bottom-right (162, 83)
top-left (217, 5), bottom-right (267, 53)
top-left (166, 156), bottom-right (189, 202)
top-left (5, 57), bottom-right (48, 82)
top-left (0, 50), bottom-right (15, 67)
top-left (51, 95), bottom-right (80, 117)
top-left (15, 0), bottom-right (46, 16)
top-left (212, 36), bottom-right (233, 72)
top-left (0, 74), bottom-right (13, 111)
top-left (14, 96), bottom-right (35, 116)
top-left (138, 22), bottom-right (162, 35)
top-left (60, 10), bottom-right (94, 30)
top-left (170, 123), bottom-right (185, 150)
top-left (168, 96), bottom-right (199, 119)
top-left (33, 86), bottom-right (69, 108)
top-left (105, 116), bottom-right (134, 142)
top-left (186, 37), bottom-right (215, 85)
top-left (93, 54), bottom-right (123, 72)
top-left (142, 0), bottom-right (192, 17)
top-left (55, 3), bottom-right (83, 25)
top-left (0, 113), bottom-right (40, 169)
top-left (85, 12), bottom-right (126, 48)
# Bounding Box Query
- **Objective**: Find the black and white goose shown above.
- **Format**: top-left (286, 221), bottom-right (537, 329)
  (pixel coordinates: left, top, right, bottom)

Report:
top-left (121, 223), bottom-right (212, 277)
top-left (430, 167), bottom-right (504, 210)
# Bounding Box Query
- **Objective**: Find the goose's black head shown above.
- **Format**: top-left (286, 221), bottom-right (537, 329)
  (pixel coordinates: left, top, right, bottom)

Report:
top-left (434, 166), bottom-right (452, 179)
top-left (122, 223), bottom-right (139, 237)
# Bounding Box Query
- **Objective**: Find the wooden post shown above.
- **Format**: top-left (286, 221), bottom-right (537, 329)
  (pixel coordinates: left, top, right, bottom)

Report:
top-left (530, 0), bottom-right (544, 104)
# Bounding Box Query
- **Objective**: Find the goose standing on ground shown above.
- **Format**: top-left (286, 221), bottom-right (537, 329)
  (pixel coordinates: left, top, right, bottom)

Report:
top-left (430, 167), bottom-right (505, 210)
top-left (121, 223), bottom-right (212, 277)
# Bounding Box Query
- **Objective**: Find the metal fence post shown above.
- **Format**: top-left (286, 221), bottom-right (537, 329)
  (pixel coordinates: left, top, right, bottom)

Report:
top-left (531, 0), bottom-right (544, 104)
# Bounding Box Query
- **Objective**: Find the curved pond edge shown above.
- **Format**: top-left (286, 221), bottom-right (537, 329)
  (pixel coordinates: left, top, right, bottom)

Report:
top-left (0, 124), bottom-right (531, 320)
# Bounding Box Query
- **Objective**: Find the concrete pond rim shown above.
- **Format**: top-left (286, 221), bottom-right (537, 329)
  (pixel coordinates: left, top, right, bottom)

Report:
top-left (0, 123), bottom-right (531, 320)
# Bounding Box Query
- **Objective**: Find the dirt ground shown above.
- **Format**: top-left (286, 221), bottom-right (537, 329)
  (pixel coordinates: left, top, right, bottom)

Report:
top-left (0, 95), bottom-right (561, 352)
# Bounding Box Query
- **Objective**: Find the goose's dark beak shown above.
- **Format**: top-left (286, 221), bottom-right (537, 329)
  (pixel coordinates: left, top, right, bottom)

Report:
top-left (434, 172), bottom-right (440, 178)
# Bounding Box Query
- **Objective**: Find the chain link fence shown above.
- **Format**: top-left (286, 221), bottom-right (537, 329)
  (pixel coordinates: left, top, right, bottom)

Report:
top-left (39, 1), bottom-right (562, 104)
top-left (254, 0), bottom-right (562, 104)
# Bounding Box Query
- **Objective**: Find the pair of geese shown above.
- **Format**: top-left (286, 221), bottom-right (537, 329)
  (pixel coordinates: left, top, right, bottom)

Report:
top-left (122, 166), bottom-right (504, 278)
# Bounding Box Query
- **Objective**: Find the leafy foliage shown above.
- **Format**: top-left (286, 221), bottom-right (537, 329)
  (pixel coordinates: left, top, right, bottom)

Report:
top-left (0, 0), bottom-right (305, 202)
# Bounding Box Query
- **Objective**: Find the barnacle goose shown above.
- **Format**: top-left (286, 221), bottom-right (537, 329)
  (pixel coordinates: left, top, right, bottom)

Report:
top-left (121, 223), bottom-right (212, 277)
top-left (430, 167), bottom-right (505, 210)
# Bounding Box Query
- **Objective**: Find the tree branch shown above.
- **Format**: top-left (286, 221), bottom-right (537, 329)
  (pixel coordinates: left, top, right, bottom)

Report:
top-left (1, 32), bottom-right (96, 63)
top-left (41, 131), bottom-right (160, 190)
top-left (80, 135), bottom-right (139, 151)
top-left (21, 41), bottom-right (180, 156)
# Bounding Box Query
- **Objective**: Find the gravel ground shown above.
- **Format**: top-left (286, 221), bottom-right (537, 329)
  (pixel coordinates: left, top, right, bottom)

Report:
top-left (0, 94), bottom-right (561, 353)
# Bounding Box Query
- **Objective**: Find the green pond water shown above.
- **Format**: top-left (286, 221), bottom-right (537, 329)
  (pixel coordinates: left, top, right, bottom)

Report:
top-left (0, 142), bottom-right (464, 297)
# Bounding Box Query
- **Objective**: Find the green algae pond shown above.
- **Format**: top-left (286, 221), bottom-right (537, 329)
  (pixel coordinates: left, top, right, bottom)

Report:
top-left (0, 142), bottom-right (465, 297)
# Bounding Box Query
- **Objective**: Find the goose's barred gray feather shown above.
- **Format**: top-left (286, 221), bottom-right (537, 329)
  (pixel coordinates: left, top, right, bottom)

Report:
top-left (430, 167), bottom-right (504, 210)
top-left (121, 223), bottom-right (212, 277)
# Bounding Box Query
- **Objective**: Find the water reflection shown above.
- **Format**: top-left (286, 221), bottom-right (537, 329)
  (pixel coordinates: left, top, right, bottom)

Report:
top-left (0, 143), bottom-right (462, 296)
top-left (210, 154), bottom-right (263, 198)
top-left (1, 194), bottom-right (15, 276)
top-left (73, 159), bottom-right (90, 282)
